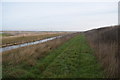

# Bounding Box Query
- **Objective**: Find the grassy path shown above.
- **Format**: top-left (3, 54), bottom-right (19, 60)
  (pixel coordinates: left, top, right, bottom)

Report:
top-left (39, 34), bottom-right (104, 78)
top-left (3, 34), bottom-right (104, 78)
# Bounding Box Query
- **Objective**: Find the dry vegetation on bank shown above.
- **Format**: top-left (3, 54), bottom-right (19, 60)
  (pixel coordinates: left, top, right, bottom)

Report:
top-left (2, 33), bottom-right (78, 77)
top-left (85, 25), bottom-right (120, 78)
top-left (1, 32), bottom-right (69, 47)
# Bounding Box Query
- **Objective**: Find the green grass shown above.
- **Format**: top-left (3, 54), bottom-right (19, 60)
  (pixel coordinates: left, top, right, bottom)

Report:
top-left (0, 33), bottom-right (12, 37)
top-left (40, 34), bottom-right (104, 78)
top-left (3, 34), bottom-right (104, 78)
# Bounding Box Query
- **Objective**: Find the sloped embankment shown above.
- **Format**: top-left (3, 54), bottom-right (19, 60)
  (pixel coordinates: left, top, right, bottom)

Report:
top-left (85, 25), bottom-right (120, 78)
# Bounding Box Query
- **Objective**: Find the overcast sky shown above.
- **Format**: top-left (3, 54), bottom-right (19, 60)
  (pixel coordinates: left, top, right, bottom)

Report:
top-left (1, 0), bottom-right (118, 31)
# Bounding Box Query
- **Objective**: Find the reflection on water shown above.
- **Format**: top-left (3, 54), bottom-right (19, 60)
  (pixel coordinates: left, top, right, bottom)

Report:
top-left (0, 36), bottom-right (62, 53)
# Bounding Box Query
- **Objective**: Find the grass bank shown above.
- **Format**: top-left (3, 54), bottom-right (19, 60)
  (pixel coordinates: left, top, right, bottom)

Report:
top-left (3, 34), bottom-right (104, 78)
top-left (85, 25), bottom-right (119, 78)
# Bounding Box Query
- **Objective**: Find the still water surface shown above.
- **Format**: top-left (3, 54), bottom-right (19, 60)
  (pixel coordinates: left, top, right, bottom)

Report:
top-left (0, 36), bottom-right (62, 53)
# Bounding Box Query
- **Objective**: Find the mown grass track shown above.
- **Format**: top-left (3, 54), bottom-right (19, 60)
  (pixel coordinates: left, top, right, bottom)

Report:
top-left (40, 34), bottom-right (104, 78)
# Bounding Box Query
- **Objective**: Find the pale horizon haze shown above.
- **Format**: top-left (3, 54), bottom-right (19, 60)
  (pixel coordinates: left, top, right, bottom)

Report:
top-left (0, 1), bottom-right (118, 31)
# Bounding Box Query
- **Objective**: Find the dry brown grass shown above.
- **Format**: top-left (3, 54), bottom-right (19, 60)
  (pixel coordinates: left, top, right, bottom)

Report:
top-left (84, 25), bottom-right (119, 78)
top-left (1, 32), bottom-right (69, 47)
top-left (2, 33), bottom-right (78, 68)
